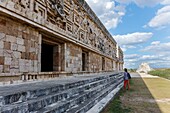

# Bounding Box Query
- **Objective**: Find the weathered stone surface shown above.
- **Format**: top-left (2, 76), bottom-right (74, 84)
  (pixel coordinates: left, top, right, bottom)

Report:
top-left (65, 43), bottom-right (82, 72)
top-left (0, 65), bottom-right (3, 73)
top-left (105, 58), bottom-right (113, 71)
top-left (0, 73), bottom-right (123, 113)
top-left (0, 49), bottom-right (4, 57)
top-left (0, 41), bottom-right (4, 49)
top-left (89, 52), bottom-right (102, 72)
top-left (16, 38), bottom-right (24, 45)
top-left (17, 45), bottom-right (25, 52)
top-left (4, 41), bottom-right (11, 50)
top-left (4, 57), bottom-right (12, 65)
top-left (6, 35), bottom-right (16, 43)
top-left (13, 51), bottom-right (21, 59)
top-left (3, 65), bottom-right (10, 73)
top-left (11, 43), bottom-right (18, 51)
top-left (0, 56), bottom-right (4, 65)
top-left (0, 18), bottom-right (6, 26)
top-left (0, 32), bottom-right (5, 41)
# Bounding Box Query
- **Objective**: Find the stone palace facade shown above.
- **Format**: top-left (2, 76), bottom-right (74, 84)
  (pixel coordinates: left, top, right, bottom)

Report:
top-left (0, 0), bottom-right (123, 82)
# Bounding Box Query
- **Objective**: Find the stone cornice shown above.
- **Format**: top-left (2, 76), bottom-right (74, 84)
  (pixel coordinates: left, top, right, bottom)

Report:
top-left (76, 0), bottom-right (117, 44)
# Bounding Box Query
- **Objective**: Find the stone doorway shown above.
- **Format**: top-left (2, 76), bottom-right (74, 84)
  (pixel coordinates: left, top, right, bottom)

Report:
top-left (102, 57), bottom-right (105, 71)
top-left (41, 36), bottom-right (65, 72)
top-left (82, 51), bottom-right (89, 71)
top-left (41, 42), bottom-right (54, 72)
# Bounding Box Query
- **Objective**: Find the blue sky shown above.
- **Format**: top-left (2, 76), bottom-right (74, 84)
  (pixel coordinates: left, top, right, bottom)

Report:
top-left (85, 0), bottom-right (170, 69)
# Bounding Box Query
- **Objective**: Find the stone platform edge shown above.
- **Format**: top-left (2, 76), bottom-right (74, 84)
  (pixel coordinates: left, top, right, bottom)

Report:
top-left (87, 83), bottom-right (123, 113)
top-left (0, 71), bottom-right (120, 86)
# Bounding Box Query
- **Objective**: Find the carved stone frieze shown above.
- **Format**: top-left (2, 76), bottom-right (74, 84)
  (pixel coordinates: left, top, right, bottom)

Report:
top-left (66, 22), bottom-right (73, 33)
top-left (13, 0), bottom-right (30, 9)
top-left (34, 0), bottom-right (46, 19)
top-left (1, 0), bottom-right (118, 59)
top-left (43, 0), bottom-right (66, 30)
top-left (12, 0), bottom-right (31, 16)
top-left (50, 0), bottom-right (65, 17)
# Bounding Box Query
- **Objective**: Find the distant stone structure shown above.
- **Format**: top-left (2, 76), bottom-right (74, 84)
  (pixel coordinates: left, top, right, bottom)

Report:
top-left (137, 63), bottom-right (153, 73)
top-left (0, 0), bottom-right (124, 82)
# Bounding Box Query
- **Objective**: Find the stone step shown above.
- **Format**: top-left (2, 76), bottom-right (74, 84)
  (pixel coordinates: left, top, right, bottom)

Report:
top-left (0, 74), bottom-right (123, 111)
top-left (0, 74), bottom-right (120, 107)
top-left (33, 77), bottom-right (122, 113)
top-left (1, 80), bottom-right (110, 113)
top-left (35, 77), bottom-right (123, 113)
top-left (36, 79), bottom-right (123, 113)
top-left (26, 78), bottom-right (115, 112)
top-left (0, 73), bottom-right (123, 113)
top-left (66, 79), bottom-right (123, 113)
top-left (0, 74), bottom-right (117, 106)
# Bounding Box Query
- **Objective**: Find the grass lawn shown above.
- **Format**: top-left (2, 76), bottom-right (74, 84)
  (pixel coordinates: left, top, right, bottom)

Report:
top-left (100, 89), bottom-right (131, 113)
top-left (148, 69), bottom-right (170, 80)
top-left (101, 78), bottom-right (164, 113)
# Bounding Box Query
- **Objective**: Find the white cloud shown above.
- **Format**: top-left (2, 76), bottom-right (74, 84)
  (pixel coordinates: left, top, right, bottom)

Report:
top-left (143, 57), bottom-right (170, 68)
top-left (105, 2), bottom-right (114, 9)
top-left (121, 45), bottom-right (136, 52)
top-left (132, 0), bottom-right (163, 7)
top-left (167, 36), bottom-right (170, 39)
top-left (151, 41), bottom-right (160, 45)
top-left (113, 32), bottom-right (153, 45)
top-left (85, 0), bottom-right (126, 29)
top-left (128, 41), bottom-right (170, 68)
top-left (121, 48), bottom-right (127, 52)
top-left (161, 0), bottom-right (170, 5)
top-left (115, 0), bottom-right (131, 4)
top-left (124, 53), bottom-right (170, 69)
top-left (116, 0), bottom-right (163, 7)
top-left (125, 54), bottom-right (140, 59)
top-left (157, 5), bottom-right (170, 14)
top-left (124, 41), bottom-right (170, 68)
top-left (140, 55), bottom-right (163, 60)
top-left (113, 32), bottom-right (152, 53)
top-left (124, 45), bottom-right (136, 49)
top-left (142, 42), bottom-right (170, 52)
top-left (148, 5), bottom-right (170, 28)
top-left (99, 11), bottom-right (124, 29)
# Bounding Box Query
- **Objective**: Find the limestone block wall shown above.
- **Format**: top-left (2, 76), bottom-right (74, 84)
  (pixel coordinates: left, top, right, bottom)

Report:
top-left (65, 43), bottom-right (82, 72)
top-left (89, 53), bottom-right (102, 72)
top-left (112, 61), bottom-right (117, 71)
top-left (0, 16), bottom-right (40, 74)
top-left (65, 42), bottom-right (116, 72)
top-left (105, 58), bottom-right (113, 71)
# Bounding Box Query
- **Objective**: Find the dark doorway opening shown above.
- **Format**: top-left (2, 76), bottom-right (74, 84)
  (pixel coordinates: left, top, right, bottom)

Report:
top-left (41, 42), bottom-right (54, 72)
top-left (82, 51), bottom-right (89, 71)
top-left (82, 52), bottom-right (86, 71)
top-left (102, 57), bottom-right (105, 70)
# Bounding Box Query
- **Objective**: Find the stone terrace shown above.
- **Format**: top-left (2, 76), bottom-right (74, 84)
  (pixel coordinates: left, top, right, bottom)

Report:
top-left (0, 72), bottom-right (123, 113)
